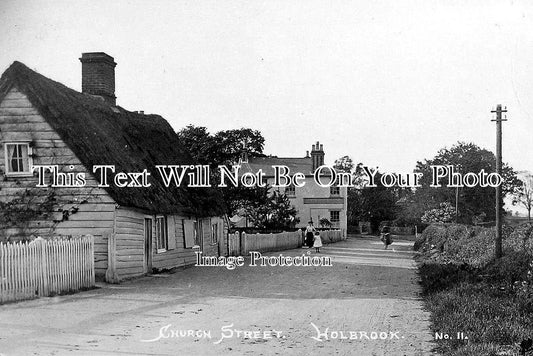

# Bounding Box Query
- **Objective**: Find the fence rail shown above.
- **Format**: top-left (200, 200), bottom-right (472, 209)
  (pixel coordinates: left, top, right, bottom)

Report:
top-left (0, 235), bottom-right (95, 304)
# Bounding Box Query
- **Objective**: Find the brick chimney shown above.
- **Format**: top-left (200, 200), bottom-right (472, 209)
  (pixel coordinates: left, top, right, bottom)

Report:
top-left (79, 52), bottom-right (117, 106)
top-left (311, 141), bottom-right (325, 171)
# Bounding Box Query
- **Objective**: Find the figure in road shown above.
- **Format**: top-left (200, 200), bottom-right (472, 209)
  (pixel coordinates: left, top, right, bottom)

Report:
top-left (380, 225), bottom-right (393, 249)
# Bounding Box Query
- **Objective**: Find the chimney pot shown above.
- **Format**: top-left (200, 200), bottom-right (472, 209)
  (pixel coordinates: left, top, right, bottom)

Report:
top-left (310, 140), bottom-right (325, 171)
top-left (80, 52), bottom-right (117, 106)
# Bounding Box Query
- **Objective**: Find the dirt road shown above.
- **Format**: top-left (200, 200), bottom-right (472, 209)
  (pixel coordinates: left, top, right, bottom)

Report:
top-left (0, 236), bottom-right (435, 355)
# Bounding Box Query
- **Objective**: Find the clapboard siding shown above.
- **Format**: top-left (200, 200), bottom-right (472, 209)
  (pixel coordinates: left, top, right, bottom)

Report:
top-left (153, 215), bottom-right (191, 270)
top-left (114, 208), bottom-right (145, 279)
top-left (0, 88), bottom-right (229, 283)
top-left (0, 88), bottom-right (116, 243)
top-left (151, 216), bottom-right (226, 270)
top-left (94, 235), bottom-right (108, 277)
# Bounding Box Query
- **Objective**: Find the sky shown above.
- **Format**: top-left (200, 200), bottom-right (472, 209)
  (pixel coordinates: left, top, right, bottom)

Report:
top-left (1, 0), bottom-right (532, 174)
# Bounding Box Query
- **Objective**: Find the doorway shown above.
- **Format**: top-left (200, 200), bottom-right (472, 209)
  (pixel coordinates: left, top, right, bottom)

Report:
top-left (144, 218), bottom-right (153, 274)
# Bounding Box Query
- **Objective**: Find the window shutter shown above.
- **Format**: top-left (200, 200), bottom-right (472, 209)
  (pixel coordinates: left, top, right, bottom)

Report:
top-left (183, 219), bottom-right (196, 248)
top-left (167, 216), bottom-right (176, 250)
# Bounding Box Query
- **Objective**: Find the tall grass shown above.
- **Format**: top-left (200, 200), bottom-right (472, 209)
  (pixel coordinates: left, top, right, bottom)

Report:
top-left (416, 223), bottom-right (533, 355)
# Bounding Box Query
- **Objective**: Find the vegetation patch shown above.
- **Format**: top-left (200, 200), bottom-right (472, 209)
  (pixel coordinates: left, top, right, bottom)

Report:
top-left (416, 223), bottom-right (533, 355)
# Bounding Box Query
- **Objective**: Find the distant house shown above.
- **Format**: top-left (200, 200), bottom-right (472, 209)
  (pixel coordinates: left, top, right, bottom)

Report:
top-left (242, 142), bottom-right (348, 234)
top-left (0, 53), bottom-right (227, 281)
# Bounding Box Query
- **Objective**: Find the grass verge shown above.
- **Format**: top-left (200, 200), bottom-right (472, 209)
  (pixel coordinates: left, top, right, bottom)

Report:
top-left (416, 224), bottom-right (533, 356)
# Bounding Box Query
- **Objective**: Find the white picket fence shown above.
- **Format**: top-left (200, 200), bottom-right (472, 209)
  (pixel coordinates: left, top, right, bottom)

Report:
top-left (241, 231), bottom-right (303, 254)
top-left (0, 235), bottom-right (95, 304)
top-left (319, 230), bottom-right (344, 244)
top-left (228, 232), bottom-right (241, 256)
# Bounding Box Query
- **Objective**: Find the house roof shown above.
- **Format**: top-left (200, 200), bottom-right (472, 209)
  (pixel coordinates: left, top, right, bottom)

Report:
top-left (243, 156), bottom-right (314, 176)
top-left (0, 61), bottom-right (225, 216)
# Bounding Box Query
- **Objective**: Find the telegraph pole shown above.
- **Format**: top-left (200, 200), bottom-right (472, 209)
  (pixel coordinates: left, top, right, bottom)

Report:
top-left (491, 104), bottom-right (507, 259)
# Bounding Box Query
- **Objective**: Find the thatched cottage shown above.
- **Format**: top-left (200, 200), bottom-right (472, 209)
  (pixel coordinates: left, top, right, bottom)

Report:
top-left (0, 53), bottom-right (227, 282)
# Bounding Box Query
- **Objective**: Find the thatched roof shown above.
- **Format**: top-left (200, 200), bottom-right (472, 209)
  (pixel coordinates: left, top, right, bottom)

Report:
top-left (0, 61), bottom-right (225, 216)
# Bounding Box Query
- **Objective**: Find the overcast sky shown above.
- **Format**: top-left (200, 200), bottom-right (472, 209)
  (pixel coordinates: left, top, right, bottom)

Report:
top-left (1, 0), bottom-right (532, 174)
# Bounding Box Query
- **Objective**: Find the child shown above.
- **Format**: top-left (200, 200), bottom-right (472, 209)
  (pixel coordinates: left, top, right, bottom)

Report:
top-left (313, 231), bottom-right (323, 253)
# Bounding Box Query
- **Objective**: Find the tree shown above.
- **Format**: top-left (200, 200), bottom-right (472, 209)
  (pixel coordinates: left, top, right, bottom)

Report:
top-left (347, 165), bottom-right (399, 233)
top-left (213, 128), bottom-right (264, 164)
top-left (264, 190), bottom-right (300, 229)
top-left (176, 126), bottom-right (299, 228)
top-left (176, 125), bottom-right (264, 166)
top-left (177, 125), bottom-right (267, 217)
top-left (175, 125), bottom-right (216, 165)
top-left (240, 189), bottom-right (299, 230)
top-left (333, 155), bottom-right (355, 173)
top-left (409, 142), bottom-right (520, 224)
top-left (513, 172), bottom-right (533, 221)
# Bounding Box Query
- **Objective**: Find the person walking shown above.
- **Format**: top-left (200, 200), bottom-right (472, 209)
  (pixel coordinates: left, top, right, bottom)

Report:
top-left (305, 221), bottom-right (316, 248)
top-left (380, 225), bottom-right (393, 249)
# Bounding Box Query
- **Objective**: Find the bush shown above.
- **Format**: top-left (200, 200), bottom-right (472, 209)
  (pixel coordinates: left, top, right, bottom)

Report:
top-left (421, 202), bottom-right (456, 223)
top-left (418, 261), bottom-right (477, 294)
top-left (483, 251), bottom-right (532, 287)
top-left (447, 227), bottom-right (495, 268)
top-left (414, 223), bottom-right (482, 251)
top-left (414, 223), bottom-right (529, 269)
top-left (504, 222), bottom-right (533, 256)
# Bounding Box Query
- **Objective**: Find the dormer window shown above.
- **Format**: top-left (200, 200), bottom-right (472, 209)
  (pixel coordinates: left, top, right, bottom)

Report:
top-left (4, 142), bottom-right (32, 176)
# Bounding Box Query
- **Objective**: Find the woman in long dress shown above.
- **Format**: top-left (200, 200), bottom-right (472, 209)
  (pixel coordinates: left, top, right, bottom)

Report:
top-left (305, 221), bottom-right (315, 248)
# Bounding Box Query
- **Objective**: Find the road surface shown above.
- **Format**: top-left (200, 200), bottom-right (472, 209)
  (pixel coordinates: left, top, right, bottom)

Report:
top-left (0, 236), bottom-right (436, 356)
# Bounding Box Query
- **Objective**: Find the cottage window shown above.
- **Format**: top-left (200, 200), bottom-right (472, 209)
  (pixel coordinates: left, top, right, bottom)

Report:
top-left (285, 184), bottom-right (296, 196)
top-left (211, 223), bottom-right (218, 244)
top-left (155, 216), bottom-right (168, 252)
top-left (183, 220), bottom-right (195, 248)
top-left (330, 186), bottom-right (340, 196)
top-left (4, 143), bottom-right (32, 176)
top-left (193, 220), bottom-right (201, 246)
top-left (330, 210), bottom-right (340, 223)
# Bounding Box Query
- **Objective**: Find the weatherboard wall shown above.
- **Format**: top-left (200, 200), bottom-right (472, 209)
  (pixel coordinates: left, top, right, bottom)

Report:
top-left (0, 87), bottom-right (113, 274)
top-left (0, 87), bottom-right (229, 281)
top-left (114, 208), bottom-right (228, 280)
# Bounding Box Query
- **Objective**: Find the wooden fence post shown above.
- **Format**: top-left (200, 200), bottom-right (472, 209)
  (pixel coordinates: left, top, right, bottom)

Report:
top-left (105, 234), bottom-right (120, 284)
top-left (239, 231), bottom-right (247, 256)
top-left (0, 243), bottom-right (4, 304)
top-left (89, 235), bottom-right (95, 286)
top-left (37, 239), bottom-right (48, 297)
